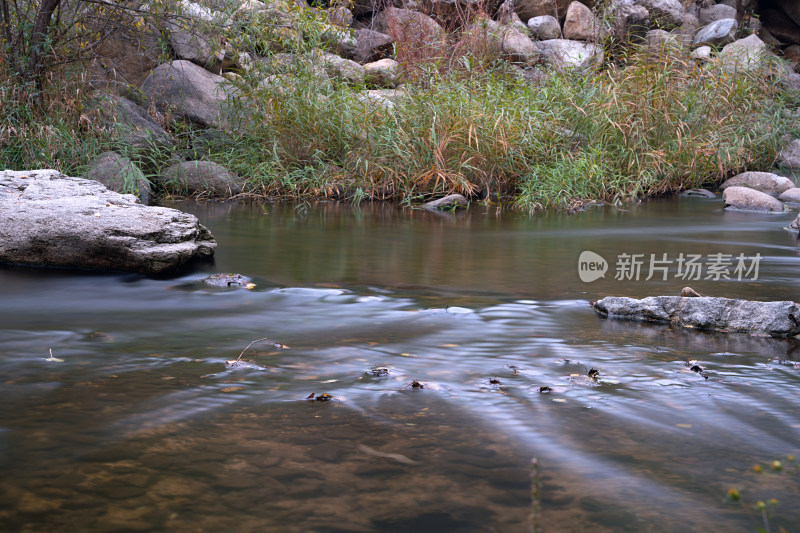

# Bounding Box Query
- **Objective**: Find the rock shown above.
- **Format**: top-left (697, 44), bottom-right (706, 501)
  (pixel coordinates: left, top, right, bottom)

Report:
top-left (353, 29), bottom-right (395, 63)
top-left (784, 44), bottom-right (800, 72)
top-left (722, 186), bottom-right (786, 212)
top-left (516, 0), bottom-right (595, 22)
top-left (328, 5), bottom-right (353, 27)
top-left (417, 0), bottom-right (488, 20)
top-left (373, 8), bottom-right (446, 46)
top-left (165, 17), bottom-right (228, 73)
top-left (778, 139), bottom-right (800, 168)
top-left (680, 286), bottom-right (701, 297)
top-left (698, 3), bottom-right (736, 25)
top-left (0, 170), bottom-right (215, 273)
top-left (535, 39), bottom-right (603, 70)
top-left (527, 15), bottom-right (561, 39)
top-left (87, 152), bottom-right (151, 204)
top-left (364, 58), bottom-right (400, 88)
top-left (781, 72), bottom-right (800, 91)
top-left (563, 1), bottom-right (596, 40)
top-left (321, 27), bottom-right (358, 59)
top-left (593, 296), bottom-right (800, 337)
top-left (719, 171), bottom-right (794, 195)
top-left (91, 94), bottom-right (171, 151)
top-left (90, 22), bottom-right (161, 89)
top-left (141, 60), bottom-right (242, 130)
top-left (674, 12), bottom-right (699, 47)
top-left (690, 45), bottom-right (712, 62)
top-left (635, 0), bottom-right (684, 31)
top-left (203, 273), bottom-right (253, 287)
top-left (680, 187), bottom-right (715, 198)
top-left (464, 19), bottom-right (540, 65)
top-left (790, 212), bottom-right (800, 231)
top-left (423, 194), bottom-right (469, 209)
top-left (516, 0), bottom-right (558, 20)
top-left (646, 29), bottom-right (682, 51)
top-left (161, 161), bottom-right (244, 196)
top-left (692, 18), bottom-right (737, 47)
top-left (608, 0), bottom-right (649, 42)
top-left (718, 34), bottom-right (770, 74)
top-left (778, 187), bottom-right (800, 203)
top-left (313, 51), bottom-right (365, 84)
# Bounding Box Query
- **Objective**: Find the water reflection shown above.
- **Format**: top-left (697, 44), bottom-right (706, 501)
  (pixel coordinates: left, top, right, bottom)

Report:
top-left (0, 199), bottom-right (799, 532)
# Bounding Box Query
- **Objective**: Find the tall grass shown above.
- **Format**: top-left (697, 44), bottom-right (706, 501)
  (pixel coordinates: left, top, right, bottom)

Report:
top-left (214, 39), bottom-right (792, 209)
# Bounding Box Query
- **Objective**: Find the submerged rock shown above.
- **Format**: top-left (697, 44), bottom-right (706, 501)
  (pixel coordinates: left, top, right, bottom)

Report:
top-left (593, 296), bottom-right (800, 337)
top-left (0, 170), bottom-right (216, 274)
top-left (203, 273), bottom-right (253, 287)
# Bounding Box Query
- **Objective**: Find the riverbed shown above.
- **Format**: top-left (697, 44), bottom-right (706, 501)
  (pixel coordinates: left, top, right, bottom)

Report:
top-left (1, 197), bottom-right (798, 532)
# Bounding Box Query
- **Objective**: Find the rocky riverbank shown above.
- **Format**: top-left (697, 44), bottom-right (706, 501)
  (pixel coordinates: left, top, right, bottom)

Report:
top-left (4, 0), bottom-right (800, 208)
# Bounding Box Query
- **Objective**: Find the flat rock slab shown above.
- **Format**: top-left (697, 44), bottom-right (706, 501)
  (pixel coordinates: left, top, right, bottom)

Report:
top-left (0, 170), bottom-right (216, 274)
top-left (593, 296), bottom-right (800, 337)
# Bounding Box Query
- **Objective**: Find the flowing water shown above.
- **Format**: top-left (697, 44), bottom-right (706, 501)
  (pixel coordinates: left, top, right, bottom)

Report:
top-left (1, 197), bottom-right (799, 532)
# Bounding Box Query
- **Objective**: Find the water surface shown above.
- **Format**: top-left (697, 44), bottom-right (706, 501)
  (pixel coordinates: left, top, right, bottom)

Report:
top-left (1, 197), bottom-right (798, 532)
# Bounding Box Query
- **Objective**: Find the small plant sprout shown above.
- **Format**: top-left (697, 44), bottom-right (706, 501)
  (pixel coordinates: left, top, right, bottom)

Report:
top-left (45, 349), bottom-right (64, 363)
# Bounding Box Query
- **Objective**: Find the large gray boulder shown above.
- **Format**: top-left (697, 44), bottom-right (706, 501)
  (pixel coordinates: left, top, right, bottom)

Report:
top-left (719, 171), bottom-right (795, 196)
top-left (313, 51), bottom-right (366, 84)
top-left (374, 8), bottom-right (446, 46)
top-left (91, 94), bottom-right (171, 151)
top-left (563, 1), bottom-right (597, 40)
top-left (722, 186), bottom-right (786, 212)
top-left (464, 19), bottom-right (540, 65)
top-left (778, 138), bottom-right (800, 168)
top-left (515, 0), bottom-right (595, 22)
top-left (364, 59), bottom-right (400, 88)
top-left (0, 170), bottom-right (215, 273)
top-left (165, 17), bottom-right (228, 73)
top-left (718, 34), bottom-right (770, 74)
top-left (87, 152), bottom-right (151, 204)
top-left (692, 18), bottom-right (737, 47)
top-left (535, 39), bottom-right (603, 70)
top-left (161, 161), bottom-right (244, 196)
top-left (141, 60), bottom-right (242, 130)
top-left (527, 15), bottom-right (562, 39)
top-left (698, 3), bottom-right (736, 25)
top-left (635, 0), bottom-right (684, 30)
top-left (353, 29), bottom-right (395, 63)
top-left (593, 296), bottom-right (800, 337)
top-left (778, 187), bottom-right (800, 203)
top-left (608, 0), bottom-right (650, 42)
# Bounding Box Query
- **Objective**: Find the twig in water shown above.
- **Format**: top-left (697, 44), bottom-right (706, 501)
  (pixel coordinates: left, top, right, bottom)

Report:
top-left (226, 337), bottom-right (274, 366)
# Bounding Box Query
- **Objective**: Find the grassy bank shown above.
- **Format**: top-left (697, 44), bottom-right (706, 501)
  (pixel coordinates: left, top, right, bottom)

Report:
top-left (216, 43), bottom-right (797, 210)
top-left (1, 9), bottom-right (798, 210)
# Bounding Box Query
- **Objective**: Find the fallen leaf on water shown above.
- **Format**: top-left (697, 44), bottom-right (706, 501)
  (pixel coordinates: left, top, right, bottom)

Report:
top-left (676, 424), bottom-right (692, 428)
top-left (245, 283), bottom-right (256, 289)
top-left (221, 387), bottom-right (244, 393)
top-left (439, 344), bottom-right (459, 347)
top-left (552, 398), bottom-right (567, 403)
top-left (161, 376), bottom-right (176, 380)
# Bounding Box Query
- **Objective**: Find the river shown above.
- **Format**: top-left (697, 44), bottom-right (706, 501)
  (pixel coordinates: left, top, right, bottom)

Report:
top-left (1, 196), bottom-right (798, 532)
